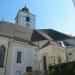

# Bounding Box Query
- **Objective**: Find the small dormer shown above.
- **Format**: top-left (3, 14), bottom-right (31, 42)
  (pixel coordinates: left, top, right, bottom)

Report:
top-left (15, 6), bottom-right (36, 29)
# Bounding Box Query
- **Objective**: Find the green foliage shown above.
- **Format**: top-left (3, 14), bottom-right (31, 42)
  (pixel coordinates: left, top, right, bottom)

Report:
top-left (48, 61), bottom-right (75, 75)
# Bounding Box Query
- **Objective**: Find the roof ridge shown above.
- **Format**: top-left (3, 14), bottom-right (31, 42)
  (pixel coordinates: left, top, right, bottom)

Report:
top-left (49, 29), bottom-right (73, 38)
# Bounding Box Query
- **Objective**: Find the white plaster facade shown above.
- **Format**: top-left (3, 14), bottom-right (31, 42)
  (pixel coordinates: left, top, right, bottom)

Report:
top-left (0, 36), bottom-right (9, 75)
top-left (0, 36), bottom-right (38, 75)
top-left (0, 36), bottom-right (75, 75)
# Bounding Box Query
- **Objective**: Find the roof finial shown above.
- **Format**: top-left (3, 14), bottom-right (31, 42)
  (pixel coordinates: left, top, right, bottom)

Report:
top-left (25, 3), bottom-right (27, 8)
top-left (70, 32), bottom-right (72, 36)
top-left (2, 18), bottom-right (3, 21)
top-left (22, 4), bottom-right (29, 13)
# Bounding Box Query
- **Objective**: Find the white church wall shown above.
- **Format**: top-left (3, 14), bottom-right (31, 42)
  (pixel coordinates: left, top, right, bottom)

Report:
top-left (9, 40), bottom-right (38, 75)
top-left (0, 68), bottom-right (5, 75)
top-left (0, 36), bottom-right (9, 48)
top-left (0, 36), bottom-right (39, 75)
top-left (16, 11), bottom-right (35, 29)
top-left (0, 36), bottom-right (9, 75)
top-left (5, 39), bottom-right (15, 75)
top-left (0, 36), bottom-right (15, 75)
top-left (0, 37), bottom-right (17, 75)
top-left (29, 13), bottom-right (36, 29)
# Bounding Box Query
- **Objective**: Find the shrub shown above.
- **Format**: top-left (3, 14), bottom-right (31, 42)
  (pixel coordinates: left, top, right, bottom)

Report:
top-left (48, 61), bottom-right (75, 75)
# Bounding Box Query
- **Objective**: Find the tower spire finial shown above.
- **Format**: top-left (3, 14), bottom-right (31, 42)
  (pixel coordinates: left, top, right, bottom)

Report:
top-left (15, 4), bottom-right (35, 29)
top-left (22, 4), bottom-right (29, 13)
top-left (25, 3), bottom-right (26, 8)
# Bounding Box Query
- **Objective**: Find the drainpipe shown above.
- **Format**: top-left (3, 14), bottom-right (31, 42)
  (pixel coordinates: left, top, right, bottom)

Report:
top-left (4, 37), bottom-right (10, 75)
top-left (37, 40), bottom-right (40, 73)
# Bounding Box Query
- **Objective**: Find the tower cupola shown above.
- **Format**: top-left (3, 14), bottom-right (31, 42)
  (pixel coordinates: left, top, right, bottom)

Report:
top-left (15, 6), bottom-right (36, 29)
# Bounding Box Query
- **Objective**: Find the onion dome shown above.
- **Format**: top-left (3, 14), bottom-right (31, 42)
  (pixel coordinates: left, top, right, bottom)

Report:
top-left (22, 6), bottom-right (29, 13)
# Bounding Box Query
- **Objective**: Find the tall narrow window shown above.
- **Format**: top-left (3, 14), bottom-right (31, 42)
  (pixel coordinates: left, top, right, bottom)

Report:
top-left (16, 51), bottom-right (22, 63)
top-left (43, 56), bottom-right (47, 71)
top-left (0, 45), bottom-right (6, 67)
top-left (26, 17), bottom-right (30, 22)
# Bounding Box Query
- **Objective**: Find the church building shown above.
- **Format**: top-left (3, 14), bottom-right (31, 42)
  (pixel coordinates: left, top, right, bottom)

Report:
top-left (0, 6), bottom-right (75, 75)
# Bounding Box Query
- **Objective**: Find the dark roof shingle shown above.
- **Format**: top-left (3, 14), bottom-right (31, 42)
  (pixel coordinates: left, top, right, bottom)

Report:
top-left (39, 29), bottom-right (72, 41)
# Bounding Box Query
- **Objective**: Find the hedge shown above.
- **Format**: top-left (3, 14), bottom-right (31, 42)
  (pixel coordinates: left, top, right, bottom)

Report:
top-left (48, 61), bottom-right (75, 75)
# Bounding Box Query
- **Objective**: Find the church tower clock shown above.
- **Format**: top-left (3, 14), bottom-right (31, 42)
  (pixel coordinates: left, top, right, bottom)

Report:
top-left (15, 6), bottom-right (36, 29)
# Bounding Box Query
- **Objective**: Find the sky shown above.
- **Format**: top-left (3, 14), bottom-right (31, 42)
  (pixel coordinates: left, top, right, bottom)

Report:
top-left (0, 0), bottom-right (75, 36)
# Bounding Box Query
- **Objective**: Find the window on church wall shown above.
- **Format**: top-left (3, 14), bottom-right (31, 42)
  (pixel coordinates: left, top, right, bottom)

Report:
top-left (26, 23), bottom-right (30, 27)
top-left (43, 56), bottom-right (47, 71)
top-left (26, 17), bottom-right (30, 22)
top-left (16, 51), bottom-right (22, 63)
top-left (0, 45), bottom-right (6, 67)
top-left (16, 71), bottom-right (21, 75)
top-left (68, 53), bottom-right (72, 60)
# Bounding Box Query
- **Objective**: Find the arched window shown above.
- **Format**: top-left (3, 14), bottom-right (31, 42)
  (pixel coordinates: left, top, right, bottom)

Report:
top-left (43, 56), bottom-right (47, 71)
top-left (26, 17), bottom-right (30, 22)
top-left (0, 45), bottom-right (6, 67)
top-left (26, 66), bottom-right (32, 72)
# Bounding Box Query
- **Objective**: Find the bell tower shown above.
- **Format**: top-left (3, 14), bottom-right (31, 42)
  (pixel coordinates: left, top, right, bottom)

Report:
top-left (15, 6), bottom-right (36, 29)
